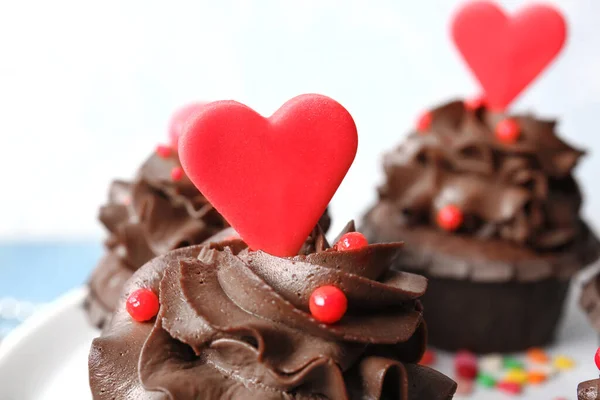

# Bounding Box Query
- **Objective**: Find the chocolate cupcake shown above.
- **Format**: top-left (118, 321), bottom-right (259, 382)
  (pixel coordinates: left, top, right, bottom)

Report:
top-left (361, 100), bottom-right (600, 353)
top-left (84, 149), bottom-right (230, 328)
top-left (89, 223), bottom-right (457, 399)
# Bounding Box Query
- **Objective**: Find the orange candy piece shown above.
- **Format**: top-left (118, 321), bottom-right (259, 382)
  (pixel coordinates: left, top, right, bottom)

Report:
top-left (527, 371), bottom-right (547, 385)
top-left (526, 348), bottom-right (549, 364)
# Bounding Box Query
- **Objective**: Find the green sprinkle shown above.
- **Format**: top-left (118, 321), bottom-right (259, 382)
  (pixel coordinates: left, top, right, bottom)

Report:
top-left (503, 357), bottom-right (524, 370)
top-left (477, 373), bottom-right (497, 388)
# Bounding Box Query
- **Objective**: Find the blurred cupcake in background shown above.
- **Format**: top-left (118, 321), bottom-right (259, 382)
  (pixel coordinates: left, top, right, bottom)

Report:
top-left (361, 99), bottom-right (600, 353)
top-left (83, 102), bottom-right (229, 328)
top-left (84, 102), bottom-right (332, 328)
top-left (362, 1), bottom-right (600, 353)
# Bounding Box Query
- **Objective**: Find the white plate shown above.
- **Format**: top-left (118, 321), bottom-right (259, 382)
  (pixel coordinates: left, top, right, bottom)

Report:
top-left (0, 287), bottom-right (98, 400)
top-left (0, 281), bottom-right (598, 399)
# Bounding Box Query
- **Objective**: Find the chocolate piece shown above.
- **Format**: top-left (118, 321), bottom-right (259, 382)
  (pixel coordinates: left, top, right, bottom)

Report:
top-left (579, 379), bottom-right (600, 400)
top-left (361, 99), bottom-right (600, 353)
top-left (89, 226), bottom-right (457, 399)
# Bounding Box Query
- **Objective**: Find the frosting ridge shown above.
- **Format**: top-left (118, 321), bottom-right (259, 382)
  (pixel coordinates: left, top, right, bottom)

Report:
top-left (89, 225), bottom-right (456, 399)
top-left (380, 100), bottom-right (584, 250)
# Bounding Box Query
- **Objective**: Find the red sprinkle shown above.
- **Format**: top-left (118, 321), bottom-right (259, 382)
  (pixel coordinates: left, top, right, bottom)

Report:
top-left (126, 289), bottom-right (160, 322)
top-left (594, 347), bottom-right (600, 370)
top-left (156, 144), bottom-right (172, 158)
top-left (464, 96), bottom-right (485, 111)
top-left (497, 381), bottom-right (522, 395)
top-left (171, 166), bottom-right (184, 181)
top-left (437, 205), bottom-right (463, 232)
top-left (454, 350), bottom-right (478, 380)
top-left (419, 349), bottom-right (436, 366)
top-left (334, 232), bottom-right (368, 251)
top-left (495, 118), bottom-right (521, 144)
top-left (309, 286), bottom-right (347, 324)
top-left (416, 111), bottom-right (432, 133)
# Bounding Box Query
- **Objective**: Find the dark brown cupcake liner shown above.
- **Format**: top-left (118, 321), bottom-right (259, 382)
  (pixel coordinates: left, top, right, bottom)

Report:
top-left (416, 275), bottom-right (569, 353)
top-left (361, 202), bottom-right (600, 353)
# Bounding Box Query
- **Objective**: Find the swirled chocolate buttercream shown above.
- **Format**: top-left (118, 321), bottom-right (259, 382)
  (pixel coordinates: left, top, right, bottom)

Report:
top-left (85, 149), bottom-right (331, 328)
top-left (379, 100), bottom-right (584, 249)
top-left (89, 224), bottom-right (456, 399)
top-left (363, 100), bottom-right (600, 282)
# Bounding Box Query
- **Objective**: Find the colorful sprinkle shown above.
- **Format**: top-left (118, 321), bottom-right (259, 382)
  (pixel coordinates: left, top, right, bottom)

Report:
top-left (504, 368), bottom-right (528, 385)
top-left (455, 350), bottom-right (478, 380)
top-left (526, 347), bottom-right (549, 364)
top-left (416, 111), bottom-right (432, 133)
top-left (527, 370), bottom-right (547, 385)
top-left (479, 354), bottom-right (503, 373)
top-left (495, 118), bottom-right (521, 144)
top-left (171, 166), bottom-right (184, 181)
top-left (476, 372), bottom-right (496, 388)
top-left (503, 357), bottom-right (524, 370)
top-left (309, 286), bottom-right (347, 324)
top-left (156, 144), bottom-right (172, 158)
top-left (334, 232), bottom-right (368, 251)
top-left (553, 355), bottom-right (575, 370)
top-left (497, 380), bottom-right (522, 395)
top-left (126, 288), bottom-right (160, 322)
top-left (419, 349), bottom-right (436, 366)
top-left (436, 205), bottom-right (463, 232)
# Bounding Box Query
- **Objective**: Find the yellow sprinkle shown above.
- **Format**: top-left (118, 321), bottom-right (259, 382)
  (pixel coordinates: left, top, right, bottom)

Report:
top-left (505, 368), bottom-right (528, 385)
top-left (553, 355), bottom-right (575, 370)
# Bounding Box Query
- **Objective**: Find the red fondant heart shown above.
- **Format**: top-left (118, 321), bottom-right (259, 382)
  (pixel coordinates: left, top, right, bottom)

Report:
top-left (178, 94), bottom-right (358, 257)
top-left (169, 102), bottom-right (206, 149)
top-left (452, 1), bottom-right (566, 110)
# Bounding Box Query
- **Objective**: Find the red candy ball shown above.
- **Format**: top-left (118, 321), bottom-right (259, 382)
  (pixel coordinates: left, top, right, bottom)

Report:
top-left (126, 288), bottom-right (160, 322)
top-left (464, 97), bottom-right (485, 111)
top-left (309, 286), bottom-right (347, 324)
top-left (495, 118), bottom-right (521, 144)
top-left (437, 205), bottom-right (463, 231)
top-left (156, 144), bottom-right (172, 159)
top-left (594, 347), bottom-right (600, 370)
top-left (334, 232), bottom-right (368, 251)
top-left (171, 166), bottom-right (184, 181)
top-left (454, 350), bottom-right (478, 379)
top-left (416, 111), bottom-right (432, 133)
top-left (419, 349), bottom-right (436, 366)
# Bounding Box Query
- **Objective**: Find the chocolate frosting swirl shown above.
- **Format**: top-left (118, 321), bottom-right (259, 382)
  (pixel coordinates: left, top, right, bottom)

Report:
top-left (85, 150), bottom-right (229, 327)
top-left (89, 224), bottom-right (456, 399)
top-left (380, 100), bottom-right (584, 250)
top-left (85, 149), bottom-right (332, 328)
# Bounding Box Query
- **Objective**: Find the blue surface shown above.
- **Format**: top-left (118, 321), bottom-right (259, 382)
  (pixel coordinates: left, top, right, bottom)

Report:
top-left (0, 241), bottom-right (101, 303)
top-left (0, 241), bottom-right (101, 335)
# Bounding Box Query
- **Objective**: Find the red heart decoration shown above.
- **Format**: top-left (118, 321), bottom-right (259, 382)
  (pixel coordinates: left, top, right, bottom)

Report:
top-left (169, 102), bottom-right (206, 149)
top-left (452, 1), bottom-right (567, 110)
top-left (178, 94), bottom-right (358, 257)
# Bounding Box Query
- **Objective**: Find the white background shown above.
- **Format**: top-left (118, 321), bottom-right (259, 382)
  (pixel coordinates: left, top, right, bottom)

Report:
top-left (1, 0), bottom-right (599, 240)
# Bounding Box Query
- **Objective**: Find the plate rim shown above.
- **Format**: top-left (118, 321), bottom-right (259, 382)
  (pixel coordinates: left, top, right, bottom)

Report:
top-left (0, 286), bottom-right (88, 360)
